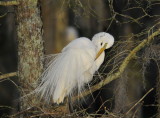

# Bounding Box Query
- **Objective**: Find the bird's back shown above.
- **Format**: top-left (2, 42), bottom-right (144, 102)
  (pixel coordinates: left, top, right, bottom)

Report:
top-left (62, 37), bottom-right (95, 52)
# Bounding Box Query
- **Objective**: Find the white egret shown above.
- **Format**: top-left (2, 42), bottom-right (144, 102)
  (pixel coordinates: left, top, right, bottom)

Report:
top-left (36, 32), bottom-right (114, 104)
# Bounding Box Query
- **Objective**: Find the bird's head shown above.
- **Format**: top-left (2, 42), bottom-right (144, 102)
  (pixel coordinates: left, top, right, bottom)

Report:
top-left (92, 32), bottom-right (114, 49)
top-left (92, 32), bottom-right (114, 60)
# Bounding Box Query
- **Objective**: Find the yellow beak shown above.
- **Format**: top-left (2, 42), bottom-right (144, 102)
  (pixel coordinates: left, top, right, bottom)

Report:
top-left (95, 43), bottom-right (107, 60)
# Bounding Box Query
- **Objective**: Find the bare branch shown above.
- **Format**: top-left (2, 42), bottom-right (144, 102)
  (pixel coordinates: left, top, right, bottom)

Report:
top-left (0, 72), bottom-right (17, 80)
top-left (0, 13), bottom-right (7, 18)
top-left (0, 1), bottom-right (19, 6)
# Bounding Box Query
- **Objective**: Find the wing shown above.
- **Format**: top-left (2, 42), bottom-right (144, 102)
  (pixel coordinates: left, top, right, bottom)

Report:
top-left (35, 38), bottom-right (98, 104)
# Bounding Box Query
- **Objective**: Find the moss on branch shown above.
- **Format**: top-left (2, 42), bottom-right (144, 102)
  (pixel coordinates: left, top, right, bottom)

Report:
top-left (0, 1), bottom-right (19, 6)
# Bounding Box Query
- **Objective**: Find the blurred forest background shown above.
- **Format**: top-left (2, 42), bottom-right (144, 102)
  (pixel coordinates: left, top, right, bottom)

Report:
top-left (0, 0), bottom-right (160, 117)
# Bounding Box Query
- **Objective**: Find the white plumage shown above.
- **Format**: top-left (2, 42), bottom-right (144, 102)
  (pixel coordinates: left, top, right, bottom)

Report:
top-left (36, 32), bottom-right (114, 104)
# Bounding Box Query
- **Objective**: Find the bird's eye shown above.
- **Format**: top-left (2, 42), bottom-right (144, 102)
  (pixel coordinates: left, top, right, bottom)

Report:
top-left (100, 42), bottom-right (103, 46)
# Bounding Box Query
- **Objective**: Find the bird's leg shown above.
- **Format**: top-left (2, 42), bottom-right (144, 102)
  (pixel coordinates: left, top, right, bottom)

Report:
top-left (68, 95), bottom-right (74, 113)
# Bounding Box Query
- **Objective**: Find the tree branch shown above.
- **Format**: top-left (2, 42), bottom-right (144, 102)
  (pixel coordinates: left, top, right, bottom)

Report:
top-left (74, 29), bottom-right (160, 100)
top-left (0, 72), bottom-right (17, 80)
top-left (0, 1), bottom-right (19, 6)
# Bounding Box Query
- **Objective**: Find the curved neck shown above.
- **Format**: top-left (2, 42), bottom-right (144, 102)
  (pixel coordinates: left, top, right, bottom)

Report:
top-left (95, 51), bottom-right (105, 70)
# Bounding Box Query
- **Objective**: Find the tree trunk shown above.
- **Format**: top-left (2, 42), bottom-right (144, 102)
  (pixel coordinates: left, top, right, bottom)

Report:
top-left (41, 0), bottom-right (68, 54)
top-left (16, 0), bottom-right (44, 112)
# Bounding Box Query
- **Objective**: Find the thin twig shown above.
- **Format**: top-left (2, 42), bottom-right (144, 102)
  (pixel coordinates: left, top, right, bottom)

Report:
top-left (0, 1), bottom-right (19, 6)
top-left (125, 88), bottom-right (154, 115)
top-left (0, 13), bottom-right (7, 18)
top-left (0, 72), bottom-right (17, 80)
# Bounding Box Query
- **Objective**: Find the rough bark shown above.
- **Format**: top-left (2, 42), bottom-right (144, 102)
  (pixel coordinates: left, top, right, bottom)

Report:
top-left (16, 1), bottom-right (71, 116)
top-left (16, 0), bottom-right (44, 110)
